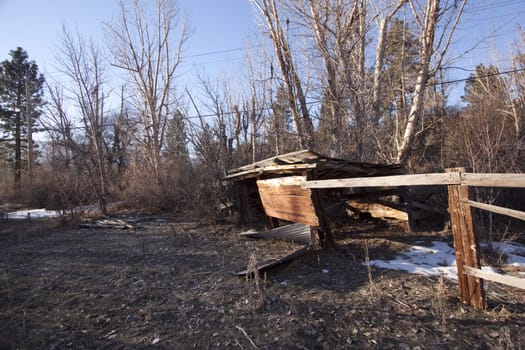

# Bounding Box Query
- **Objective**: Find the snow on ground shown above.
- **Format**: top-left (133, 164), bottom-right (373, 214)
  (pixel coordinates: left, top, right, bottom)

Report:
top-left (489, 241), bottom-right (525, 268)
top-left (5, 205), bottom-right (99, 219)
top-left (368, 240), bottom-right (525, 282)
top-left (6, 208), bottom-right (61, 219)
top-left (5, 207), bottom-right (525, 282)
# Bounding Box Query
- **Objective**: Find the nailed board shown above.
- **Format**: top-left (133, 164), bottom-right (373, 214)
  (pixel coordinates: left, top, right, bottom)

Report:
top-left (256, 176), bottom-right (320, 227)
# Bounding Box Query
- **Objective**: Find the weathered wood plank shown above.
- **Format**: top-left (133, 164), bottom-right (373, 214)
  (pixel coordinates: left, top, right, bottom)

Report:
top-left (224, 164), bottom-right (316, 180)
top-left (304, 173), bottom-right (461, 189)
top-left (347, 200), bottom-right (408, 221)
top-left (257, 176), bottom-right (320, 226)
top-left (463, 266), bottom-right (525, 290)
top-left (227, 149), bottom-right (319, 173)
top-left (465, 200), bottom-right (525, 221)
top-left (446, 168), bottom-right (485, 309)
top-left (79, 219), bottom-right (136, 230)
top-left (461, 173), bottom-right (525, 188)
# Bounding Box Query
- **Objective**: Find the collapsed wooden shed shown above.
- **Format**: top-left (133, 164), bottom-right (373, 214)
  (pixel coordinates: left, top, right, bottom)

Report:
top-left (225, 150), bottom-right (406, 247)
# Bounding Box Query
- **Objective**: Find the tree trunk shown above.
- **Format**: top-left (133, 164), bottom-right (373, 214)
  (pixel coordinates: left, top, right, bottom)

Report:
top-left (14, 108), bottom-right (21, 191)
top-left (397, 0), bottom-right (439, 164)
top-left (371, 0), bottom-right (407, 127)
top-left (308, 0), bottom-right (342, 157)
top-left (253, 0), bottom-right (316, 150)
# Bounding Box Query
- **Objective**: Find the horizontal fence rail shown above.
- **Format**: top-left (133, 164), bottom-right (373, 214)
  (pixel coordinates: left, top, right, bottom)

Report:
top-left (303, 173), bottom-right (460, 188)
top-left (303, 171), bottom-right (525, 308)
top-left (463, 266), bottom-right (525, 290)
top-left (303, 172), bottom-right (525, 189)
top-left (461, 173), bottom-right (525, 188)
top-left (464, 200), bottom-right (525, 222)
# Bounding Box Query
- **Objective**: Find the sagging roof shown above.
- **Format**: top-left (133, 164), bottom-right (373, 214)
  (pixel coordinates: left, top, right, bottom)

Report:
top-left (225, 149), bottom-right (405, 181)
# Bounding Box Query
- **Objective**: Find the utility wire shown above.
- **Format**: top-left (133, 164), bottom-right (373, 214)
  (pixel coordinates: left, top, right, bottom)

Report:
top-left (38, 66), bottom-right (525, 133)
top-left (429, 67), bottom-right (525, 86)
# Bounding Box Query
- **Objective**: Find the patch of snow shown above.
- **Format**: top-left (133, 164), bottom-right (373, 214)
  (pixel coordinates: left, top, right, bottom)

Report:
top-left (486, 241), bottom-right (525, 268)
top-left (6, 208), bottom-right (60, 219)
top-left (367, 240), bottom-right (525, 282)
top-left (6, 205), bottom-right (100, 220)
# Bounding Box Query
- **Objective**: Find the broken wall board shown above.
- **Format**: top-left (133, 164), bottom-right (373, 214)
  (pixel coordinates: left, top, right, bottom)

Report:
top-left (347, 200), bottom-right (409, 221)
top-left (257, 176), bottom-right (320, 227)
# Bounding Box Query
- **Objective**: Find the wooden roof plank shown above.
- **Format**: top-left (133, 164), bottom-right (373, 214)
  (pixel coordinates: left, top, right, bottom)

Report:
top-left (226, 149), bottom-right (405, 181)
top-left (227, 149), bottom-right (319, 174)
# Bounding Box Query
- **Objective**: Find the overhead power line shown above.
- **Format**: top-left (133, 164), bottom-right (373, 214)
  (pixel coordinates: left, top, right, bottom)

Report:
top-left (429, 67), bottom-right (525, 87)
top-left (184, 66), bottom-right (525, 119)
top-left (183, 47), bottom-right (253, 58)
top-left (39, 66), bottom-right (525, 134)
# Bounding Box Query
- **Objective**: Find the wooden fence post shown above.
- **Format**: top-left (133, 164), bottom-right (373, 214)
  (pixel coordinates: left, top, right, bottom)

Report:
top-left (446, 168), bottom-right (486, 309)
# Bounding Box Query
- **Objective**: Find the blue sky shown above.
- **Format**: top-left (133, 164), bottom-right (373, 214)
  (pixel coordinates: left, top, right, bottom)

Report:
top-left (0, 0), bottom-right (524, 106)
top-left (0, 0), bottom-right (256, 80)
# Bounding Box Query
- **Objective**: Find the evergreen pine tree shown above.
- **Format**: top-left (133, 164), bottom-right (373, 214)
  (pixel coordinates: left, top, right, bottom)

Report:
top-left (267, 86), bottom-right (296, 155)
top-left (0, 47), bottom-right (45, 189)
top-left (165, 109), bottom-right (189, 162)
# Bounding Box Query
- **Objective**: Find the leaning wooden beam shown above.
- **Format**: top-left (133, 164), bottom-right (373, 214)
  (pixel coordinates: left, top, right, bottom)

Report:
top-left (465, 200), bottom-right (525, 221)
top-left (223, 168), bottom-right (263, 180)
top-left (304, 172), bottom-right (461, 189)
top-left (235, 246), bottom-right (311, 276)
top-left (446, 168), bottom-right (486, 309)
top-left (463, 266), bottom-right (525, 290)
top-left (461, 173), bottom-right (525, 188)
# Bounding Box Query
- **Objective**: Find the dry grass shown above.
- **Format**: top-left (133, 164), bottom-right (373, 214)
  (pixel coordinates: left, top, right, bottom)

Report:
top-left (245, 253), bottom-right (266, 311)
top-left (431, 274), bottom-right (448, 331)
top-left (362, 240), bottom-right (376, 297)
top-left (0, 220), bottom-right (523, 349)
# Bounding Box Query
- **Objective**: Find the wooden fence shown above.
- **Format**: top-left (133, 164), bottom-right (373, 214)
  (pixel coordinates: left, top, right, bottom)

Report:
top-left (304, 169), bottom-right (525, 310)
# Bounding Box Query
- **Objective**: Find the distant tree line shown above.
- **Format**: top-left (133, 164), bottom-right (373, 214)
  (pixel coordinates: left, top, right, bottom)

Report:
top-left (0, 0), bottom-right (524, 225)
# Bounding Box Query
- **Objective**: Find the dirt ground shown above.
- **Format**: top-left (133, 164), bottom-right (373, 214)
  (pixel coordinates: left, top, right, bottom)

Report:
top-left (0, 217), bottom-right (523, 349)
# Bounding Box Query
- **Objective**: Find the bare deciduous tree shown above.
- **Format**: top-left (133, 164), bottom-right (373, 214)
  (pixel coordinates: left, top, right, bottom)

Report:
top-left (370, 0), bottom-right (408, 127)
top-left (306, 0), bottom-right (346, 157)
top-left (396, 0), bottom-right (467, 163)
top-left (251, 0), bottom-right (316, 150)
top-left (251, 0), bottom-right (467, 164)
top-left (54, 27), bottom-right (110, 214)
top-left (106, 0), bottom-right (190, 182)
